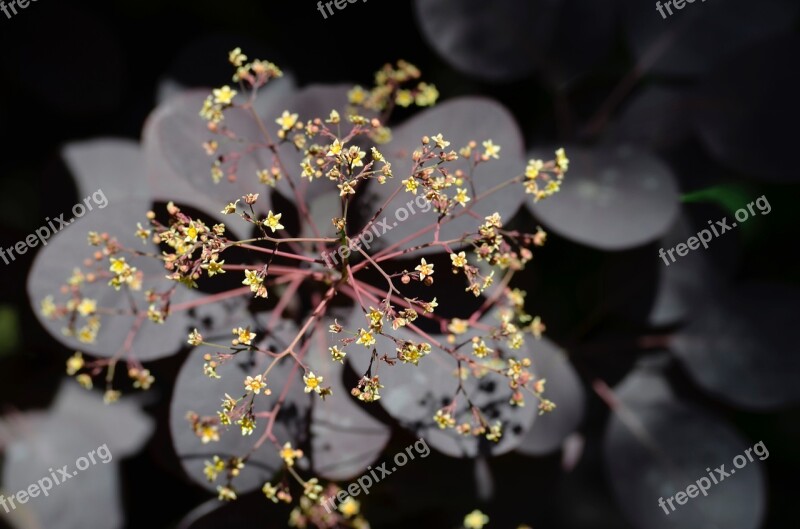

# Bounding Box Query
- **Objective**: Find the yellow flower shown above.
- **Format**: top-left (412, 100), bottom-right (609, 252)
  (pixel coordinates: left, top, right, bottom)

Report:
top-left (203, 259), bottom-right (226, 277)
top-left (339, 497), bottom-right (360, 517)
top-left (262, 482), bottom-right (279, 503)
top-left (303, 371), bottom-right (323, 394)
top-left (232, 326), bottom-right (256, 346)
top-left (330, 345), bottom-right (347, 363)
top-left (530, 316), bottom-right (546, 339)
top-left (347, 146), bottom-right (367, 167)
top-left (77, 326), bottom-right (98, 343)
top-left (448, 318), bottom-right (469, 335)
top-left (103, 389), bottom-right (121, 405)
top-left (402, 177), bottom-right (418, 194)
top-left (242, 269), bottom-right (264, 293)
top-left (76, 298), bottom-right (97, 317)
top-left (279, 442), bottom-right (303, 467)
top-left (526, 159), bottom-right (543, 179)
top-left (356, 328), bottom-right (376, 347)
top-left (454, 188), bottom-right (470, 207)
top-left (263, 210), bottom-right (284, 233)
top-left (482, 140), bottom-right (501, 159)
top-left (204, 456), bottom-right (225, 482)
top-left (238, 415), bottom-right (256, 436)
top-left (131, 368), bottom-right (155, 390)
top-left (338, 181), bottom-right (356, 196)
top-left (555, 147), bottom-right (569, 172)
top-left (276, 110), bottom-right (299, 131)
top-left (76, 373), bottom-right (93, 389)
top-left (212, 85), bottom-right (237, 105)
top-left (184, 221), bottom-right (199, 243)
top-left (228, 47), bottom-right (247, 66)
top-left (422, 297), bottom-right (438, 313)
top-left (366, 307), bottom-right (383, 330)
top-left (415, 258), bottom-right (434, 280)
top-left (348, 85), bottom-right (368, 105)
top-left (66, 352), bottom-right (84, 375)
top-left (464, 510), bottom-right (490, 529)
top-left (188, 329), bottom-right (203, 346)
top-left (303, 478), bottom-right (323, 500)
top-left (434, 409), bottom-right (455, 429)
top-left (450, 251), bottom-right (467, 268)
top-left (41, 296), bottom-right (57, 318)
top-left (395, 89), bottom-right (414, 107)
top-left (244, 374), bottom-right (270, 395)
top-left (327, 139), bottom-right (343, 157)
top-left (485, 422), bottom-right (503, 442)
top-left (431, 133), bottom-right (450, 149)
top-left (472, 339), bottom-right (492, 358)
top-left (221, 200), bottom-right (239, 215)
top-left (109, 257), bottom-right (128, 275)
top-left (217, 485), bottom-right (237, 501)
top-left (415, 83), bottom-right (439, 106)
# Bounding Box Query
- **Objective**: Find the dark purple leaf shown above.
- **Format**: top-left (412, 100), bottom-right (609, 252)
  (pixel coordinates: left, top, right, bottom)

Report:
top-left (604, 364), bottom-right (766, 529)
top-left (672, 282), bottom-right (800, 410)
top-left (528, 145), bottom-right (680, 250)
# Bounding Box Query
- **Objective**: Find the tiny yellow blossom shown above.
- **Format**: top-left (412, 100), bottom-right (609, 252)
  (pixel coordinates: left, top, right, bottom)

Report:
top-left (188, 329), bottom-right (203, 346)
top-left (415, 258), bottom-right (434, 280)
top-left (303, 371), bottom-right (324, 394)
top-left (263, 210), bottom-right (284, 233)
top-left (454, 188), bottom-right (470, 207)
top-left (228, 47), bottom-right (247, 66)
top-left (464, 510), bottom-right (490, 529)
top-left (262, 482), bottom-right (279, 502)
top-left (212, 86), bottom-right (237, 105)
top-left (76, 373), bottom-right (93, 389)
top-left (221, 200), bottom-right (239, 215)
top-left (482, 140), bottom-right (501, 159)
top-left (66, 352), bottom-right (84, 375)
top-left (279, 442), bottom-right (303, 467)
top-left (76, 298), bottom-right (97, 317)
top-left (356, 328), bottom-right (376, 347)
top-left (431, 133), bottom-right (450, 149)
top-left (451, 251), bottom-right (467, 268)
top-left (217, 485), bottom-right (237, 501)
top-left (348, 85), bottom-right (368, 105)
top-left (203, 259), bottom-right (226, 277)
top-left (448, 318), bottom-right (469, 335)
top-left (339, 497), bottom-right (360, 517)
top-left (327, 139), bottom-right (343, 157)
top-left (232, 327), bottom-right (256, 346)
top-left (204, 456), bottom-right (225, 482)
top-left (402, 177), bottom-right (418, 194)
top-left (244, 374), bottom-right (270, 395)
top-left (41, 296), bottom-right (57, 318)
top-left (395, 89), bottom-right (414, 107)
top-left (555, 147), bottom-right (569, 172)
top-left (330, 345), bottom-right (347, 363)
top-left (434, 409), bottom-right (456, 429)
top-left (276, 110), bottom-right (299, 131)
top-left (103, 389), bottom-right (121, 405)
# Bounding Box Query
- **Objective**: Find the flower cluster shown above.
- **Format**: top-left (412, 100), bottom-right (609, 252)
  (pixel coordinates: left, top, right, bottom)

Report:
top-left (38, 49), bottom-right (569, 528)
